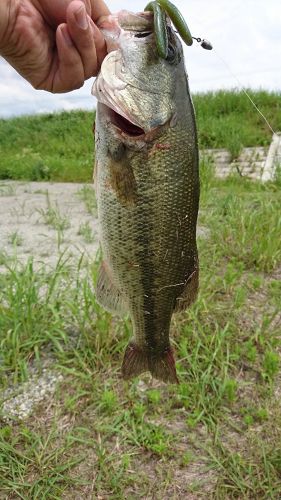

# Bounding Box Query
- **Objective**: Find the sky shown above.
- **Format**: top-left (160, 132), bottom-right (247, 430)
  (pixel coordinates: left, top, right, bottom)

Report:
top-left (0, 0), bottom-right (280, 118)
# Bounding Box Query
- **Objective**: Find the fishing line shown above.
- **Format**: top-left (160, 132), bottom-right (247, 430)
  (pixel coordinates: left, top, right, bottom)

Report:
top-left (212, 49), bottom-right (276, 135)
top-left (191, 36), bottom-right (276, 135)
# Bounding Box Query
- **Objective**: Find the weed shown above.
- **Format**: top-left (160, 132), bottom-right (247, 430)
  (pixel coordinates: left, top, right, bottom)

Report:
top-left (262, 350), bottom-right (280, 381)
top-left (0, 183), bottom-right (17, 197)
top-left (7, 231), bottom-right (23, 247)
top-left (31, 160), bottom-right (51, 181)
top-left (37, 193), bottom-right (70, 232)
top-left (209, 437), bottom-right (281, 498)
top-left (99, 389), bottom-right (118, 414)
top-left (78, 221), bottom-right (95, 244)
top-left (205, 186), bottom-right (281, 272)
top-left (76, 185), bottom-right (97, 215)
top-left (0, 251), bottom-right (11, 266)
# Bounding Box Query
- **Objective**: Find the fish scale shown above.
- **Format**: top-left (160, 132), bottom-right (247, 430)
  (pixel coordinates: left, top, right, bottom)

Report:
top-left (93, 10), bottom-right (199, 383)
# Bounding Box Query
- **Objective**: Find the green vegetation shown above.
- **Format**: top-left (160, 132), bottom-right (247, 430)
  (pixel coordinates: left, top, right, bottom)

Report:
top-left (0, 90), bottom-right (280, 182)
top-left (36, 193), bottom-right (71, 232)
top-left (7, 231), bottom-right (23, 247)
top-left (0, 110), bottom-right (94, 182)
top-left (76, 184), bottom-right (97, 215)
top-left (0, 159), bottom-right (280, 497)
top-left (0, 90), bottom-right (280, 497)
top-left (194, 89), bottom-right (281, 157)
top-left (78, 221), bottom-right (95, 244)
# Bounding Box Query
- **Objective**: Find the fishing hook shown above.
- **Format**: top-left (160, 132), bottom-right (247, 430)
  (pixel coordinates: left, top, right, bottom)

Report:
top-left (192, 36), bottom-right (213, 50)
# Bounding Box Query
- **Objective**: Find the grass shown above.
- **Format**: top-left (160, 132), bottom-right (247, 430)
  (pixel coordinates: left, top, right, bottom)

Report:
top-left (0, 111), bottom-right (94, 183)
top-left (193, 89), bottom-right (281, 158)
top-left (0, 90), bottom-right (280, 182)
top-left (0, 183), bottom-right (17, 197)
top-left (0, 157), bottom-right (280, 497)
top-left (77, 222), bottom-right (95, 244)
top-left (36, 193), bottom-right (71, 231)
top-left (7, 231), bottom-right (23, 247)
top-left (76, 184), bottom-right (97, 215)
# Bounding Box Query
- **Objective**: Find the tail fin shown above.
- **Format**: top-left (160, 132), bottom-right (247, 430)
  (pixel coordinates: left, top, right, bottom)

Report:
top-left (121, 343), bottom-right (179, 384)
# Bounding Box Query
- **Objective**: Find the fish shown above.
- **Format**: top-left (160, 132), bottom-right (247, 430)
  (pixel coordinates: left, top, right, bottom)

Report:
top-left (92, 9), bottom-right (199, 384)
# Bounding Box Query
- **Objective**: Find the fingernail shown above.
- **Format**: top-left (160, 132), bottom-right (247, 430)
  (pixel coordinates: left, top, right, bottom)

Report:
top-left (75, 5), bottom-right (88, 30)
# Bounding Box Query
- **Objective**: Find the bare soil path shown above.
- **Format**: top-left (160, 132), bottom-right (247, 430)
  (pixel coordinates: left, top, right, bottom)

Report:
top-left (0, 181), bottom-right (99, 273)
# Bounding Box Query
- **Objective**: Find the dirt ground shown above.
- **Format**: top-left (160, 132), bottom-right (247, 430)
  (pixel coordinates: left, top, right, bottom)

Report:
top-left (0, 180), bottom-right (211, 274)
top-left (0, 181), bottom-right (99, 273)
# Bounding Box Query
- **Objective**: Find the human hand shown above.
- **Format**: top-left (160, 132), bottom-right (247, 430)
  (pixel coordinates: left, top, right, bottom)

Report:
top-left (0, 0), bottom-right (110, 93)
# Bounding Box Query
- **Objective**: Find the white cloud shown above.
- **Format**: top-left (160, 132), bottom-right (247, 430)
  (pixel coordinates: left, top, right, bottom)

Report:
top-left (0, 0), bottom-right (280, 117)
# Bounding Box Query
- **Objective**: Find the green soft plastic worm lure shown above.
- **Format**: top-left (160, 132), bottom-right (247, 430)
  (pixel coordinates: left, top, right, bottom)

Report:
top-left (145, 1), bottom-right (169, 59)
top-left (145, 0), bottom-right (193, 59)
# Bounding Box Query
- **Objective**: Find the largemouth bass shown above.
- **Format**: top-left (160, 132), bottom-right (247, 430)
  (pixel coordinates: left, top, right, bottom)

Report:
top-left (92, 10), bottom-right (199, 384)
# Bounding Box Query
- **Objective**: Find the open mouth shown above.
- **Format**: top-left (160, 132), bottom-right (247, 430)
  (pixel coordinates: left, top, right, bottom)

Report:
top-left (108, 107), bottom-right (145, 137)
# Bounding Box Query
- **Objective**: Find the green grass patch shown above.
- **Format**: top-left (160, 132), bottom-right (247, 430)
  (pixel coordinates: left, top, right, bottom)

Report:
top-left (0, 90), bottom-right (280, 182)
top-left (0, 97), bottom-right (280, 495)
top-left (0, 165), bottom-right (280, 497)
top-left (194, 89), bottom-right (281, 157)
top-left (0, 111), bottom-right (95, 182)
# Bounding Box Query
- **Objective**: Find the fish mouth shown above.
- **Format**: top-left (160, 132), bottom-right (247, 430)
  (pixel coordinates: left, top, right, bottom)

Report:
top-left (100, 102), bottom-right (174, 142)
top-left (102, 104), bottom-right (146, 137)
top-left (110, 108), bottom-right (146, 137)
top-left (93, 50), bottom-right (149, 137)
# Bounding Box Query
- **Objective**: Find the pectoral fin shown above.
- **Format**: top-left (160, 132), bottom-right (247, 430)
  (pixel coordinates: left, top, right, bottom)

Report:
top-left (174, 266), bottom-right (199, 312)
top-left (95, 261), bottom-right (127, 316)
top-left (108, 142), bottom-right (137, 206)
top-left (109, 160), bottom-right (137, 206)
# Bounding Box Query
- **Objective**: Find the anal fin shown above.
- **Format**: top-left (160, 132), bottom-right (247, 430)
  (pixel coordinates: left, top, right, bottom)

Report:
top-left (95, 261), bottom-right (127, 316)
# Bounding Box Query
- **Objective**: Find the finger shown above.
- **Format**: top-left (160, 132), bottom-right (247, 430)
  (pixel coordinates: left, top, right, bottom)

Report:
top-left (35, 0), bottom-right (92, 26)
top-left (89, 18), bottom-right (107, 69)
top-left (67, 1), bottom-right (102, 78)
top-left (89, 0), bottom-right (110, 22)
top-left (53, 23), bottom-right (85, 92)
